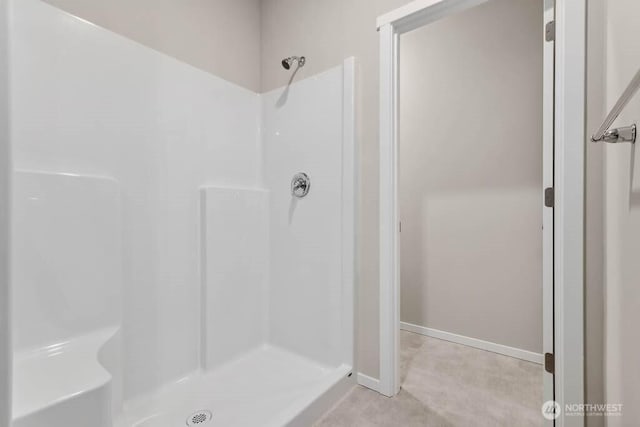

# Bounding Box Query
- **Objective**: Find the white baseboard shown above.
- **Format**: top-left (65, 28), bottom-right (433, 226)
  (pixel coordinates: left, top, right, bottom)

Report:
top-left (400, 321), bottom-right (543, 365)
top-left (357, 373), bottom-right (380, 392)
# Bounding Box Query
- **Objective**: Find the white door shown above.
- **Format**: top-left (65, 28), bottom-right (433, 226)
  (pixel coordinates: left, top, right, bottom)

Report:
top-left (542, 0), bottom-right (555, 422)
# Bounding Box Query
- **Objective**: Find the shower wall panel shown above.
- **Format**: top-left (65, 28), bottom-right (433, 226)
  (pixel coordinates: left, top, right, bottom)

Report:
top-left (262, 66), bottom-right (349, 369)
top-left (11, 0), bottom-right (261, 400)
top-left (12, 171), bottom-right (121, 352)
top-left (200, 186), bottom-right (269, 370)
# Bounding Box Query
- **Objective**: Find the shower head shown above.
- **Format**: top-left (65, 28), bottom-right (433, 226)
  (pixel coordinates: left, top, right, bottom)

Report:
top-left (281, 56), bottom-right (306, 70)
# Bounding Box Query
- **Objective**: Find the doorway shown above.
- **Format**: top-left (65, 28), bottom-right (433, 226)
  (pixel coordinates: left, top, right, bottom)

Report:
top-left (378, 0), bottom-right (586, 424)
top-left (397, 0), bottom-right (544, 423)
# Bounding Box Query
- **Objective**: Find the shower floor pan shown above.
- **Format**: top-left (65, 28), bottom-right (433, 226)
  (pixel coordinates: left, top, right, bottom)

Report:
top-left (13, 331), bottom-right (352, 427)
top-left (116, 346), bottom-right (353, 427)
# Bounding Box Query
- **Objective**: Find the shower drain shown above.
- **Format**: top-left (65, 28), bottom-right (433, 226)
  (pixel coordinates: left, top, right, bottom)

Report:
top-left (186, 410), bottom-right (212, 426)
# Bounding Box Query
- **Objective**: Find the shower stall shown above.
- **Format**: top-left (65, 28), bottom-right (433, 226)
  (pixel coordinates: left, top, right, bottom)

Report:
top-left (7, 1), bottom-right (355, 426)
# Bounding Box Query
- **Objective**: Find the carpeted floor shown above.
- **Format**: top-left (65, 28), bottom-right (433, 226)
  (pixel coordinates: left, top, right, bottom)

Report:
top-left (315, 330), bottom-right (543, 427)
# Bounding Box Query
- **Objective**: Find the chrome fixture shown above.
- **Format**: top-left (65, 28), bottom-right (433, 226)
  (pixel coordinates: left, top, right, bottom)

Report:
top-left (291, 173), bottom-right (311, 198)
top-left (592, 67), bottom-right (640, 144)
top-left (598, 125), bottom-right (636, 144)
top-left (281, 56), bottom-right (306, 70)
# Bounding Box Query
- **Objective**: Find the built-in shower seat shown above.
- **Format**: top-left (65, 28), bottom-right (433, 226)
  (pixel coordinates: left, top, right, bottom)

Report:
top-left (11, 328), bottom-right (117, 427)
top-left (11, 170), bottom-right (122, 427)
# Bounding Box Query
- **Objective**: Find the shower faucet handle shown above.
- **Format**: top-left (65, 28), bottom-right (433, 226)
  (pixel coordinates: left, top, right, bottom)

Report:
top-left (291, 173), bottom-right (311, 198)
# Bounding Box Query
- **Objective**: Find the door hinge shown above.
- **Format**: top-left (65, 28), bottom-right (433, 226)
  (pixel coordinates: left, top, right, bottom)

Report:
top-left (545, 187), bottom-right (554, 208)
top-left (545, 353), bottom-right (555, 374)
top-left (545, 21), bottom-right (555, 42)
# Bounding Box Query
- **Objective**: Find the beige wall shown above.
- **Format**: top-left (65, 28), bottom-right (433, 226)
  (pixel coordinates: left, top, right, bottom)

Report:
top-left (0, 0), bottom-right (10, 425)
top-left (602, 0), bottom-right (640, 424)
top-left (585, 0), bottom-right (605, 425)
top-left (42, 0), bottom-right (262, 92)
top-left (398, 0), bottom-right (542, 354)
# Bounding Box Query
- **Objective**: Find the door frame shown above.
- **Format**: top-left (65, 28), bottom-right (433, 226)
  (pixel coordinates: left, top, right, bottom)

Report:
top-left (376, 1), bottom-right (585, 426)
top-left (0, 0), bottom-right (10, 426)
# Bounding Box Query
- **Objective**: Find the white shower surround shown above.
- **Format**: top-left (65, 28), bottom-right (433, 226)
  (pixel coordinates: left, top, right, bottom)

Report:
top-left (9, 0), bottom-right (355, 426)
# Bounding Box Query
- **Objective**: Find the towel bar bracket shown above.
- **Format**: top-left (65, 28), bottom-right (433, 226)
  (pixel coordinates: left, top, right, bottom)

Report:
top-left (591, 124), bottom-right (636, 144)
